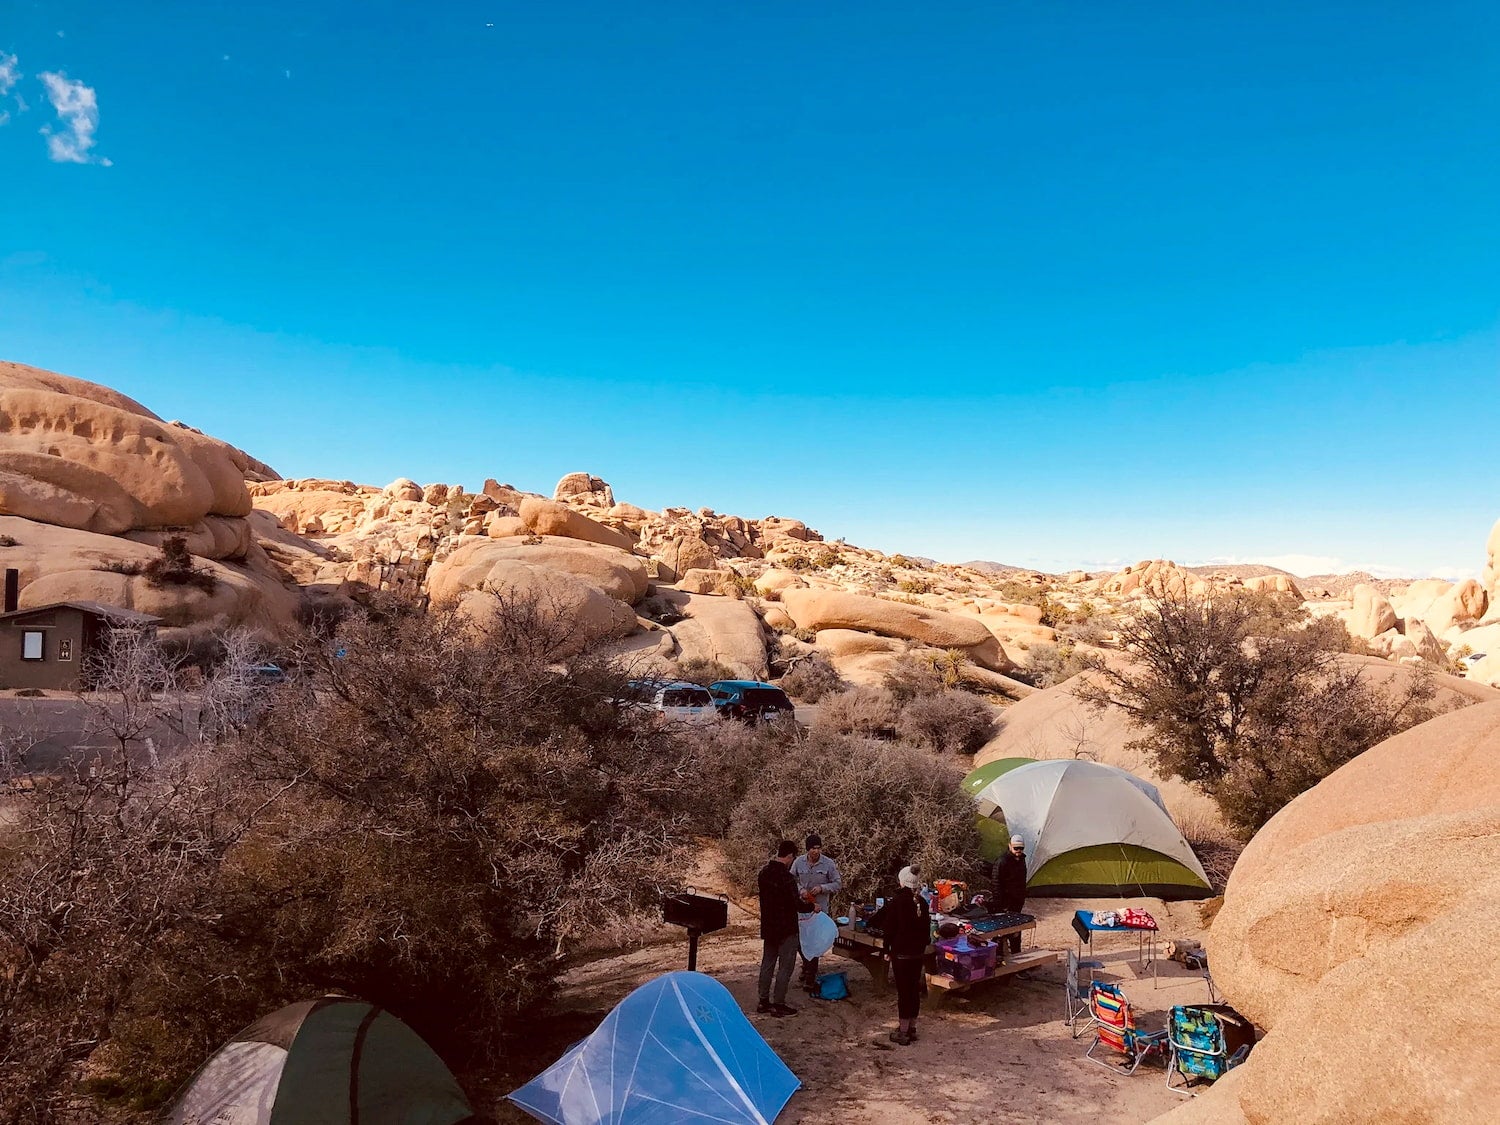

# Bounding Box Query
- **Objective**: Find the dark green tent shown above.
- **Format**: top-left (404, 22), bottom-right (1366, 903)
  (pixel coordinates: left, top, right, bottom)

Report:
top-left (165, 996), bottom-right (479, 1125)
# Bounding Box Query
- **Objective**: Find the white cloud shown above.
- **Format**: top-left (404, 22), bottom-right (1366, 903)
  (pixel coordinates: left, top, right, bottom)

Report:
top-left (1183, 553), bottom-right (1475, 582)
top-left (38, 71), bottom-right (111, 165)
top-left (0, 52), bottom-right (19, 124)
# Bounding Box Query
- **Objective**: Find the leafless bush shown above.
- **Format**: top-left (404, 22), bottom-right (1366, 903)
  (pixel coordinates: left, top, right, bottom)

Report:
top-left (814, 685), bottom-right (900, 737)
top-left (778, 655), bottom-right (846, 702)
top-left (1023, 641), bottom-right (1091, 688)
top-left (142, 536), bottom-right (216, 594)
top-left (674, 657), bottom-right (738, 686)
top-left (895, 690), bottom-right (997, 755)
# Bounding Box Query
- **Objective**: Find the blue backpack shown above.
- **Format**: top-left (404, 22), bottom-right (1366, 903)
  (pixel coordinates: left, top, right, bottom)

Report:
top-left (814, 971), bottom-right (849, 1001)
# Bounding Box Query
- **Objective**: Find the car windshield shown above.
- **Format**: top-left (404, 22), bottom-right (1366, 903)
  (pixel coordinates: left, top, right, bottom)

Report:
top-left (662, 687), bottom-right (712, 707)
top-left (740, 688), bottom-right (792, 708)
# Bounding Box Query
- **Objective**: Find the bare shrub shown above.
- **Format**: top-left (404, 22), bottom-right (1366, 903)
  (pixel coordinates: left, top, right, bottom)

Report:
top-left (814, 685), bottom-right (900, 737)
top-left (778, 655), bottom-right (846, 703)
top-left (882, 654), bottom-right (944, 703)
top-left (725, 733), bottom-right (980, 901)
top-left (675, 657), bottom-right (739, 686)
top-left (675, 720), bottom-right (794, 836)
top-left (895, 690), bottom-right (997, 755)
top-left (0, 594), bottom-right (702, 1120)
top-left (142, 536), bottom-right (216, 594)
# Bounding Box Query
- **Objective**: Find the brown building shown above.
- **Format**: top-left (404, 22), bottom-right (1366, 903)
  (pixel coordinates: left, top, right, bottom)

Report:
top-left (0, 599), bottom-right (162, 692)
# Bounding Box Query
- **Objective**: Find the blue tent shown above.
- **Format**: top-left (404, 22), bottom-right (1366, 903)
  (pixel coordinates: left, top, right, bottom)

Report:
top-left (509, 971), bottom-right (799, 1124)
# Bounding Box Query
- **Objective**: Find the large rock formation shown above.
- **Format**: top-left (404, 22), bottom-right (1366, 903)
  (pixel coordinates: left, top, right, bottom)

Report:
top-left (1345, 583), bottom-right (1398, 639)
top-left (1158, 702), bottom-right (1500, 1123)
top-left (779, 588), bottom-right (1014, 672)
top-left (0, 362), bottom-right (260, 535)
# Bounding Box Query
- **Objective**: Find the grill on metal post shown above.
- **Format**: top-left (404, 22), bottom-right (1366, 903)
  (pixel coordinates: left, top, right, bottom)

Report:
top-left (661, 888), bottom-right (729, 971)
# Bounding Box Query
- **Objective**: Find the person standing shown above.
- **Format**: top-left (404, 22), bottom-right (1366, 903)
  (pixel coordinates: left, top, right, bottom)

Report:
top-left (992, 834), bottom-right (1029, 955)
top-left (757, 840), bottom-right (806, 1017)
top-left (871, 864), bottom-right (932, 1045)
top-left (790, 832), bottom-right (842, 990)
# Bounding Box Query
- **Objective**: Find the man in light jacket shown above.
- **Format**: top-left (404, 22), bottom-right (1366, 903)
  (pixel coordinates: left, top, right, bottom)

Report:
top-left (791, 832), bottom-right (842, 990)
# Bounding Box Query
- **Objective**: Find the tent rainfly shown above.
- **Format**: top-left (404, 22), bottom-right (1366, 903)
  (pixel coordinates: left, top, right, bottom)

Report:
top-left (962, 757), bottom-right (1036, 861)
top-left (509, 971), bottom-right (799, 1124)
top-left (164, 996), bottom-right (478, 1125)
top-left (973, 759), bottom-right (1212, 899)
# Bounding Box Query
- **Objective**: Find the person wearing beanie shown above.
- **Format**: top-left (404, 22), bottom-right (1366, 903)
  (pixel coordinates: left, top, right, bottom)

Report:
top-left (991, 834), bottom-right (1029, 955)
top-left (790, 832), bottom-right (842, 990)
top-left (871, 863), bottom-right (931, 1045)
top-left (756, 839), bottom-right (809, 1017)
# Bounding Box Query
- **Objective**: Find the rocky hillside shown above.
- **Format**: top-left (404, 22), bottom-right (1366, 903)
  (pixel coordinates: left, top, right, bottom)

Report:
top-left (2, 361), bottom-right (1498, 695)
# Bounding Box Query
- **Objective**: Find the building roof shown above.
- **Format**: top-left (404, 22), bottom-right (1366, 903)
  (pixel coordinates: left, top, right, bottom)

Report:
top-left (0, 600), bottom-right (163, 627)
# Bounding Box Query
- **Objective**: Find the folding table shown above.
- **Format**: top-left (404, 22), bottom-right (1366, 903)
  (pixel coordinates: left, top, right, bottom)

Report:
top-left (1072, 910), bottom-right (1158, 984)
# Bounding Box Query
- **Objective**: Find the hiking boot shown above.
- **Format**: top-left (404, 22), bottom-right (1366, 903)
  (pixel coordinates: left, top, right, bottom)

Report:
top-left (888, 1030), bottom-right (912, 1046)
top-left (771, 1004), bottom-right (799, 1017)
top-left (756, 1000), bottom-right (773, 1014)
top-left (908, 1026), bottom-right (920, 1042)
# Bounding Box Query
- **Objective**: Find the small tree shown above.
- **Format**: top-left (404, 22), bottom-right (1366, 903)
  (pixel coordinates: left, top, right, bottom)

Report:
top-left (895, 691), bottom-right (997, 755)
top-left (1078, 590), bottom-right (1437, 836)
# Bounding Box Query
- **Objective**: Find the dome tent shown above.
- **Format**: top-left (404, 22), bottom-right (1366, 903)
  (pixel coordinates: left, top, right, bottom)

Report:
top-left (962, 757), bottom-right (1035, 861)
top-left (973, 759), bottom-right (1212, 899)
top-left (164, 996), bottom-right (478, 1125)
top-left (509, 971), bottom-right (798, 1124)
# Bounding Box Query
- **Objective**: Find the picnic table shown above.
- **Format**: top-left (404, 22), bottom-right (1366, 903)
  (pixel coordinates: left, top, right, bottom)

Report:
top-left (833, 911), bottom-right (1061, 994)
top-left (1071, 909), bottom-right (1159, 984)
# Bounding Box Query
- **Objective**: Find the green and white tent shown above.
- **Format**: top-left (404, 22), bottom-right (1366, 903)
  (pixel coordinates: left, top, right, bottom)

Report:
top-left (972, 759), bottom-right (1212, 899)
top-left (165, 996), bottom-right (478, 1125)
top-left (962, 757), bottom-right (1036, 861)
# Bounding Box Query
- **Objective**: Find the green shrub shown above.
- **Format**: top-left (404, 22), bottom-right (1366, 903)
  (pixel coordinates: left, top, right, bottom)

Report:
top-left (896, 577), bottom-right (932, 594)
top-left (725, 733), bottom-right (980, 901)
top-left (1024, 641), bottom-right (1092, 688)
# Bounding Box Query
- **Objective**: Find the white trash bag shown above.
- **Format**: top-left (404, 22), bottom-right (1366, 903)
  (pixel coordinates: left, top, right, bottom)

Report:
top-left (799, 911), bottom-right (838, 959)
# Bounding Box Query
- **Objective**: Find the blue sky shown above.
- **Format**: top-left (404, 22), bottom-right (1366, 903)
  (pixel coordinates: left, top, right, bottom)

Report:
top-left (2, 2), bottom-right (1497, 577)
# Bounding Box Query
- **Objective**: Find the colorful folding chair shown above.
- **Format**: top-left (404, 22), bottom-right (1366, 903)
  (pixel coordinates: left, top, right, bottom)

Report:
top-left (1165, 1005), bottom-right (1253, 1095)
top-left (1083, 981), bottom-right (1168, 1074)
top-left (1063, 950), bottom-right (1104, 1038)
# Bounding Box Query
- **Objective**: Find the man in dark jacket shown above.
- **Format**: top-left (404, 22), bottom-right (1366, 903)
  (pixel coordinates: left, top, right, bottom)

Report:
top-left (757, 840), bottom-right (806, 1016)
top-left (992, 835), bottom-right (1029, 954)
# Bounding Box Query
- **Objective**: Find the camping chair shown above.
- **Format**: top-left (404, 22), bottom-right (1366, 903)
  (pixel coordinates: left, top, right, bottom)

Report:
top-left (1083, 982), bottom-right (1168, 1075)
top-left (1064, 950), bottom-right (1105, 1038)
top-left (1165, 1005), bottom-right (1252, 1094)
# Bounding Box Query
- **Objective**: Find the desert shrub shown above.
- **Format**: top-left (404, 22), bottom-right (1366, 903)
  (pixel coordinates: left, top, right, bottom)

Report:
top-left (143, 535), bottom-right (216, 593)
top-left (0, 595), bottom-right (702, 1119)
top-left (675, 657), bottom-right (739, 686)
top-left (809, 546), bottom-right (843, 569)
top-left (888, 554), bottom-right (922, 570)
top-left (813, 685), bottom-right (900, 737)
top-left (676, 720), bottom-right (795, 837)
top-left (1024, 641), bottom-right (1091, 688)
top-left (725, 733), bottom-right (980, 901)
top-left (883, 653), bottom-right (945, 703)
top-left (1079, 590), bottom-right (1439, 837)
top-left (100, 558), bottom-right (145, 576)
top-left (895, 690), bottom-right (997, 755)
top-left (896, 577), bottom-right (932, 594)
top-left (638, 594), bottom-right (684, 625)
top-left (778, 655), bottom-right (847, 703)
top-left (724, 572), bottom-right (760, 598)
top-left (0, 535), bottom-right (18, 548)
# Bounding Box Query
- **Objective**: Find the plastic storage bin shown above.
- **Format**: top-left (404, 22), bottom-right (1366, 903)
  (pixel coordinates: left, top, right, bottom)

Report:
top-left (934, 935), bottom-right (998, 982)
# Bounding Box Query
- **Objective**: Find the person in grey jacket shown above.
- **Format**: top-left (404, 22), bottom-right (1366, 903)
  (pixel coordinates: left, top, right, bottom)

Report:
top-left (790, 832), bottom-right (842, 990)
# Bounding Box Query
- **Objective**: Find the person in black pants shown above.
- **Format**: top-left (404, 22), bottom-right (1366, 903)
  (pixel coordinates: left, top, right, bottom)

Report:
top-left (756, 840), bottom-right (807, 1017)
top-left (992, 835), bottom-right (1029, 955)
top-left (871, 864), bottom-right (931, 1045)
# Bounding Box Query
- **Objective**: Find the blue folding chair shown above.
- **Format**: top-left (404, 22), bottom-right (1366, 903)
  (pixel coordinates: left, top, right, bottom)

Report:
top-left (1165, 1004), bottom-right (1253, 1095)
top-left (1063, 950), bottom-right (1104, 1038)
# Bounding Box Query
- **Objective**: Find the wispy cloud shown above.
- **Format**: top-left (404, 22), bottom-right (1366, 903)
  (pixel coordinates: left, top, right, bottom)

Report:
top-left (0, 52), bottom-right (19, 125)
top-left (39, 70), bottom-right (111, 165)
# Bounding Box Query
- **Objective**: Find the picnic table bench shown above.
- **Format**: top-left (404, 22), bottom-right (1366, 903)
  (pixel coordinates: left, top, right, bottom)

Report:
top-left (833, 913), bottom-right (1061, 995)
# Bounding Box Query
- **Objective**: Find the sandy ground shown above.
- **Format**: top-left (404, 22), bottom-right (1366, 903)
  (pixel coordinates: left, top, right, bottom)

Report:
top-left (495, 895), bottom-right (1217, 1124)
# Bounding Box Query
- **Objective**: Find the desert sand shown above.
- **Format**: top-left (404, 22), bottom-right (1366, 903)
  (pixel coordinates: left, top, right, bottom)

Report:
top-left (494, 895), bottom-right (1216, 1124)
